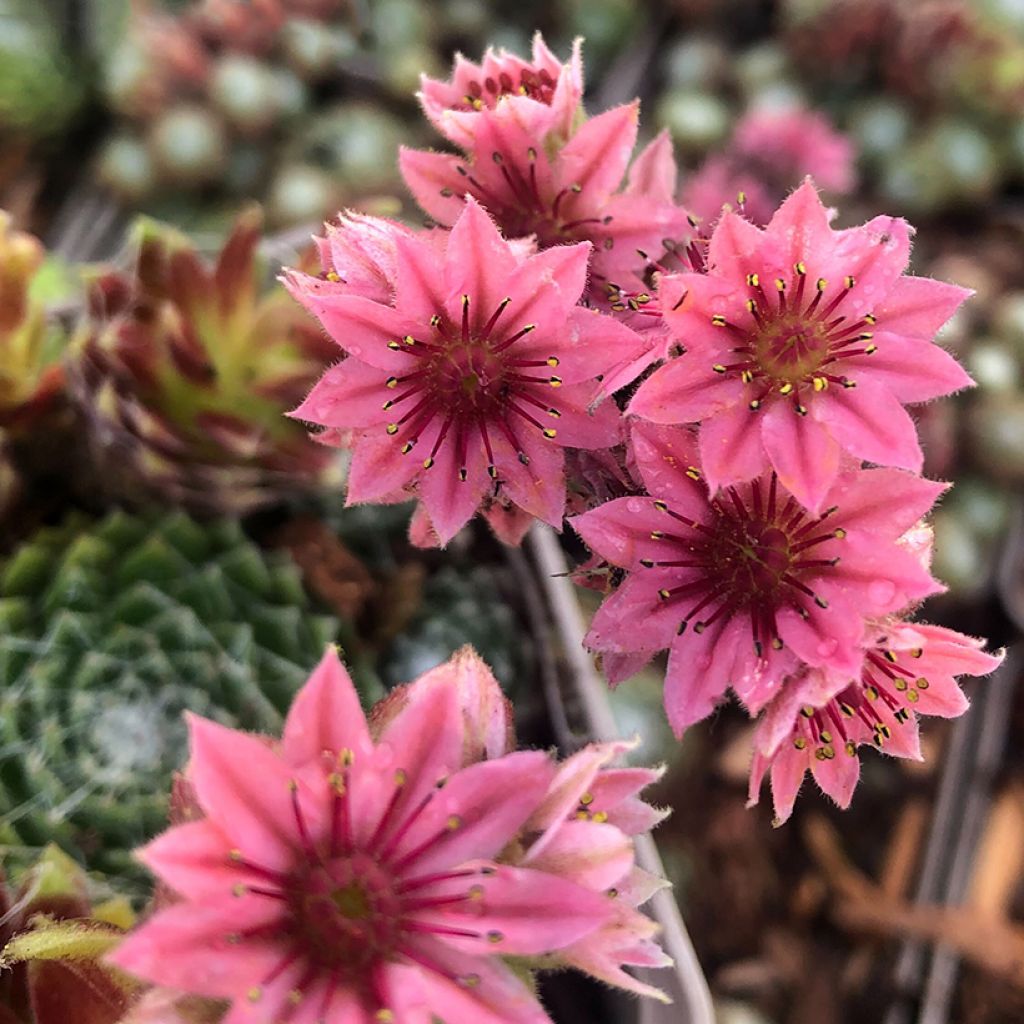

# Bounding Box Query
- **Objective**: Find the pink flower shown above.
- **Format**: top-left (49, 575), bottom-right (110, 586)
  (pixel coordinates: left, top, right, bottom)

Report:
top-left (111, 648), bottom-right (619, 1023)
top-left (286, 199), bottom-right (646, 544)
top-left (748, 622), bottom-right (1003, 823)
top-left (571, 421), bottom-right (944, 736)
top-left (516, 740), bottom-right (672, 1002)
top-left (630, 180), bottom-right (974, 512)
top-left (401, 69), bottom-right (690, 302)
top-left (732, 107), bottom-right (856, 196)
top-left (683, 107), bottom-right (856, 228)
top-left (418, 33), bottom-right (583, 151)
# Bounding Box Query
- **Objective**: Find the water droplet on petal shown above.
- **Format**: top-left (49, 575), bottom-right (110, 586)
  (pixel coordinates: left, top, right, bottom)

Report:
top-left (868, 579), bottom-right (896, 606)
top-left (626, 498), bottom-right (643, 514)
top-left (816, 638), bottom-right (838, 658)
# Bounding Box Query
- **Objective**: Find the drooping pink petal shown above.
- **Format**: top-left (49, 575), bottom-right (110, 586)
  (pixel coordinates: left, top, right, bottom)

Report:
top-left (663, 615), bottom-right (746, 735)
top-left (827, 468), bottom-right (946, 538)
top-left (522, 820), bottom-right (634, 892)
top-left (628, 419), bottom-right (708, 512)
top-left (346, 431), bottom-right (422, 505)
top-left (417, 423), bottom-right (491, 545)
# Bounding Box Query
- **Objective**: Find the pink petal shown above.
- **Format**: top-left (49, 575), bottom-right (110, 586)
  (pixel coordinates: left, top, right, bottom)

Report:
top-left (831, 215), bottom-right (913, 321)
top-left (398, 147), bottom-right (467, 225)
top-left (347, 432), bottom-right (420, 504)
top-left (483, 501), bottom-right (534, 547)
top-left (763, 178), bottom-right (835, 268)
top-left (419, 862), bottom-right (612, 956)
top-left (504, 243), bottom-right (591, 336)
top-left (841, 333), bottom-right (973, 404)
top-left (706, 210), bottom-right (765, 280)
top-left (761, 403), bottom-right (841, 515)
top-left (601, 649), bottom-right (655, 685)
top-left (363, 680), bottom-right (464, 846)
top-left (547, 382), bottom-right (621, 449)
top-left (186, 715), bottom-right (322, 867)
top-left (626, 130), bottom-right (677, 202)
top-left (557, 102), bottom-right (639, 205)
top-left (392, 752), bottom-right (555, 878)
top-left (810, 747), bottom-right (860, 809)
top-left (571, 498), bottom-right (676, 571)
top-left (828, 468), bottom-right (946, 538)
top-left (628, 354), bottom-right (743, 424)
top-left (417, 423), bottom-right (490, 545)
top-left (874, 276), bottom-right (972, 339)
top-left (289, 361), bottom-right (392, 430)
top-left (523, 820), bottom-right (634, 892)
top-left (828, 533), bottom-right (943, 613)
top-left (288, 292), bottom-right (423, 373)
top-left (389, 944), bottom-right (552, 1024)
top-left (139, 820), bottom-right (236, 901)
top-left (659, 271), bottom-right (751, 354)
top-left (281, 647), bottom-right (372, 768)
top-left (663, 614), bottom-right (745, 735)
top-left (628, 420), bottom-right (708, 511)
top-left (585, 573), bottom-right (684, 654)
top-left (698, 402), bottom-right (769, 494)
top-left (394, 231), bottom-right (450, 322)
top-left (108, 902), bottom-right (283, 997)
top-left (767, 744), bottom-right (809, 823)
top-left (817, 376), bottom-right (923, 472)
top-left (492, 427), bottom-right (566, 528)
top-left (444, 199), bottom-right (517, 330)
top-left (550, 306), bottom-right (649, 388)
top-left (775, 605), bottom-right (863, 678)
top-left (399, 646), bottom-right (514, 764)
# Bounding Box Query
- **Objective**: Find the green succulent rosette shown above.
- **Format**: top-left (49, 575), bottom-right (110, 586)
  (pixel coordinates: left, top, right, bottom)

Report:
top-left (0, 510), bottom-right (349, 881)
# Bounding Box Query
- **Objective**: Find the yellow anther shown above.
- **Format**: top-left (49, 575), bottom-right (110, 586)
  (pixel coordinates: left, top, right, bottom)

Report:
top-left (778, 382), bottom-right (794, 395)
top-left (685, 466), bottom-right (701, 480)
top-left (794, 261), bottom-right (806, 275)
top-left (812, 376), bottom-right (828, 392)
top-left (386, 424), bottom-right (399, 435)
top-left (423, 457), bottom-right (434, 469)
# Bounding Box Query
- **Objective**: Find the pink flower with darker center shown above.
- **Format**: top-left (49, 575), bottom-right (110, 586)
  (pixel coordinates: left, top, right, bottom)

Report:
top-left (418, 33), bottom-right (583, 150)
top-left (748, 622), bottom-right (1003, 823)
top-left (631, 180), bottom-right (974, 513)
top-left (286, 199), bottom-right (646, 544)
top-left (402, 38), bottom-right (690, 307)
top-left (111, 649), bottom-right (618, 1024)
top-left (571, 421), bottom-right (944, 736)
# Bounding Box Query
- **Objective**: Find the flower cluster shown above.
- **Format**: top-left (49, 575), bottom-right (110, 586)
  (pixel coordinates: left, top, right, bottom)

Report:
top-left (284, 33), bottom-right (999, 820)
top-left (112, 646), bottom-right (669, 1021)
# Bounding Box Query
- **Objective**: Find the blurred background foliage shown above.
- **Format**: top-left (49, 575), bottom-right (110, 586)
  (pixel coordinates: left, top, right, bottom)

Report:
top-left (2, 1), bottom-right (1024, 1022)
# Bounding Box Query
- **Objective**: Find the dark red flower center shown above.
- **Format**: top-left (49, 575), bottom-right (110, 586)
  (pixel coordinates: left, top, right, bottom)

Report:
top-left (460, 66), bottom-right (558, 110)
top-left (640, 473), bottom-right (844, 653)
top-left (708, 266), bottom-right (878, 413)
top-left (791, 644), bottom-right (928, 758)
top-left (223, 763), bottom-right (503, 1016)
top-left (382, 294), bottom-right (563, 479)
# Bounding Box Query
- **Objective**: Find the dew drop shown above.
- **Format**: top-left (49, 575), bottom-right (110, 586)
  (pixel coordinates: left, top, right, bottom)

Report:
top-left (626, 498), bottom-right (644, 514)
top-left (868, 579), bottom-right (896, 606)
top-left (816, 638), bottom-right (838, 658)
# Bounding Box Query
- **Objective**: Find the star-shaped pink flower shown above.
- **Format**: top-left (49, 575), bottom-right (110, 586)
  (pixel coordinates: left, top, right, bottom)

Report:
top-left (402, 43), bottom-right (690, 306)
top-left (571, 421), bottom-right (945, 736)
top-left (418, 33), bottom-right (583, 151)
top-left (111, 648), bottom-right (618, 1024)
top-left (630, 179), bottom-right (974, 513)
top-left (286, 199), bottom-right (646, 544)
top-left (748, 622), bottom-right (1003, 822)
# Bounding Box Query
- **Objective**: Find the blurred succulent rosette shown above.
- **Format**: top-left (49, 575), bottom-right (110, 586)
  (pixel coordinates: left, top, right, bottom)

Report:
top-left (67, 208), bottom-right (340, 516)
